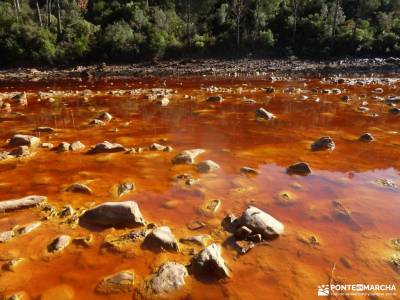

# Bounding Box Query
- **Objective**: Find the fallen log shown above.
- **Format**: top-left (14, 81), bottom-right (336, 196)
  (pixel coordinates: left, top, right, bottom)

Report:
top-left (0, 195), bottom-right (47, 212)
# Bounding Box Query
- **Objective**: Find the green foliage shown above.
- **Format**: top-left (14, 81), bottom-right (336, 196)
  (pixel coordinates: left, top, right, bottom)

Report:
top-left (1, 0), bottom-right (400, 65)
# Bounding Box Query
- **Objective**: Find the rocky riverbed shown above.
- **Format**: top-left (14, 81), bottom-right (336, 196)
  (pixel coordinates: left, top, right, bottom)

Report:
top-left (0, 75), bottom-right (399, 299)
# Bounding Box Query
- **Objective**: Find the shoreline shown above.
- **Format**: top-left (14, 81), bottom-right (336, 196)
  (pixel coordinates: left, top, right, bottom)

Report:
top-left (1, 58), bottom-right (400, 82)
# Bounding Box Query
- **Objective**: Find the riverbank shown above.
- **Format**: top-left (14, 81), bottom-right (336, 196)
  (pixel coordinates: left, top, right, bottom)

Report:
top-left (1, 57), bottom-right (400, 82)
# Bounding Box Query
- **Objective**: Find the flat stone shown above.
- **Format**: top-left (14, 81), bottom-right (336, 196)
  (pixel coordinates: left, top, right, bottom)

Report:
top-left (180, 235), bottom-right (210, 246)
top-left (66, 183), bottom-right (92, 194)
top-left (87, 141), bottom-right (126, 154)
top-left (144, 262), bottom-right (188, 296)
top-left (18, 221), bottom-right (41, 235)
top-left (196, 160), bottom-right (220, 173)
top-left (47, 235), bottom-right (71, 253)
top-left (200, 199), bottom-right (221, 216)
top-left (0, 195), bottom-right (47, 212)
top-left (143, 226), bottom-right (179, 252)
top-left (34, 127), bottom-right (55, 133)
top-left (8, 134), bottom-right (40, 148)
top-left (172, 149), bottom-right (205, 164)
top-left (240, 206), bottom-right (284, 238)
top-left (192, 243), bottom-right (229, 278)
top-left (80, 201), bottom-right (145, 227)
top-left (311, 136), bottom-right (335, 151)
top-left (287, 162), bottom-right (312, 175)
top-left (255, 107), bottom-right (276, 120)
top-left (96, 270), bottom-right (135, 294)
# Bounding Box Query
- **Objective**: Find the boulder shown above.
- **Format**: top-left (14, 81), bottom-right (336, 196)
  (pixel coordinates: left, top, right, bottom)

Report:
top-left (192, 243), bottom-right (229, 279)
top-left (311, 136), bottom-right (335, 151)
top-left (80, 201), bottom-right (145, 227)
top-left (286, 162), bottom-right (312, 175)
top-left (143, 226), bottom-right (179, 252)
top-left (96, 270), bottom-right (135, 294)
top-left (144, 262), bottom-right (188, 296)
top-left (172, 149), bottom-right (205, 164)
top-left (196, 160), bottom-right (220, 173)
top-left (87, 141), bottom-right (126, 154)
top-left (255, 107), bottom-right (276, 120)
top-left (240, 206), bottom-right (284, 238)
top-left (8, 134), bottom-right (40, 148)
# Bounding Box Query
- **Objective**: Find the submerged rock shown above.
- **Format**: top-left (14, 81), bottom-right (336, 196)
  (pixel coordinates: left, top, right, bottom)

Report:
top-left (96, 270), bottom-right (135, 294)
top-left (255, 107), bottom-right (276, 120)
top-left (172, 149), bottom-right (205, 164)
top-left (116, 182), bottom-right (135, 197)
top-left (143, 226), bottom-right (179, 252)
top-left (206, 95), bottom-right (223, 103)
top-left (240, 206), bottom-right (284, 238)
top-left (98, 112), bottom-right (113, 122)
top-left (80, 201), bottom-right (145, 227)
top-left (47, 235), bottom-right (71, 253)
top-left (359, 133), bottom-right (375, 142)
top-left (66, 183), bottom-right (92, 194)
top-left (311, 136), bottom-right (335, 151)
top-left (196, 160), bottom-right (220, 173)
top-left (144, 262), bottom-right (188, 297)
top-left (89, 119), bottom-right (106, 126)
top-left (240, 167), bottom-right (259, 175)
top-left (287, 162), bottom-right (312, 175)
top-left (192, 243), bottom-right (229, 279)
top-left (87, 141), bottom-right (126, 154)
top-left (8, 134), bottom-right (40, 148)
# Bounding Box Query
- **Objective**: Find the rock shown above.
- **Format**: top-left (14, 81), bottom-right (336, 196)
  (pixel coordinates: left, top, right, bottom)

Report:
top-left (66, 183), bottom-right (92, 194)
top-left (389, 238), bottom-right (400, 251)
top-left (3, 291), bottom-right (30, 300)
top-left (187, 220), bottom-right (206, 231)
top-left (73, 235), bottom-right (93, 247)
top-left (96, 270), bottom-right (135, 294)
top-left (221, 213), bottom-right (240, 232)
top-left (80, 201), bottom-right (145, 227)
top-left (359, 133), bottom-right (374, 142)
top-left (144, 262), bottom-right (188, 296)
top-left (374, 178), bottom-right (397, 189)
top-left (149, 143), bottom-right (168, 151)
top-left (2, 258), bottom-right (24, 271)
top-left (264, 87), bottom-right (275, 93)
top-left (206, 95), bottom-right (223, 103)
top-left (255, 107), bottom-right (276, 120)
top-left (341, 95), bottom-right (351, 102)
top-left (311, 136), bottom-right (335, 151)
top-left (98, 112), bottom-right (113, 122)
top-left (18, 221), bottom-right (41, 235)
top-left (143, 226), bottom-right (179, 252)
top-left (116, 182), bottom-right (135, 197)
top-left (87, 141), bottom-right (126, 154)
top-left (40, 142), bottom-right (54, 149)
top-left (0, 230), bottom-right (15, 243)
top-left (69, 141), bottom-right (85, 151)
top-left (59, 205), bottom-right (75, 218)
top-left (287, 162), bottom-right (312, 175)
top-left (0, 195), bottom-right (47, 212)
top-left (8, 134), bottom-right (40, 148)
top-left (156, 97), bottom-right (170, 106)
top-left (388, 254), bottom-right (400, 273)
top-left (180, 235), bottom-right (209, 246)
top-left (196, 160), bottom-right (220, 173)
top-left (240, 167), bottom-right (259, 175)
top-left (240, 206), bottom-right (284, 238)
top-left (56, 142), bottom-right (70, 153)
top-left (172, 149), bottom-right (205, 164)
top-left (11, 92), bottom-right (27, 105)
top-left (34, 127), bottom-right (55, 133)
top-left (47, 235), bottom-right (71, 253)
top-left (234, 226), bottom-right (252, 240)
top-left (9, 146), bottom-right (30, 158)
top-left (200, 199), bottom-right (221, 216)
top-left (192, 243), bottom-right (229, 279)
top-left (89, 119), bottom-right (106, 126)
top-left (389, 107), bottom-right (400, 114)
top-left (332, 88), bottom-right (341, 94)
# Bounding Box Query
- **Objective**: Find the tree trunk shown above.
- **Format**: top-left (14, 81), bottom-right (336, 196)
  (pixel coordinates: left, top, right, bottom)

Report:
top-left (47, 0), bottom-right (52, 27)
top-left (331, 0), bottom-right (340, 45)
top-left (235, 0), bottom-right (242, 49)
top-left (186, 0), bottom-right (191, 48)
top-left (292, 0), bottom-right (299, 43)
top-left (56, 0), bottom-right (62, 35)
top-left (36, 1), bottom-right (43, 27)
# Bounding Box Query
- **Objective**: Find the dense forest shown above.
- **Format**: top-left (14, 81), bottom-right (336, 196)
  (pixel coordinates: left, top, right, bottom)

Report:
top-left (1, 0), bottom-right (400, 66)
